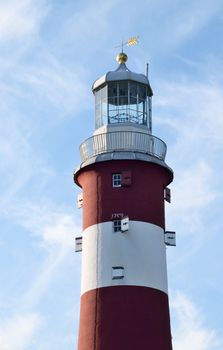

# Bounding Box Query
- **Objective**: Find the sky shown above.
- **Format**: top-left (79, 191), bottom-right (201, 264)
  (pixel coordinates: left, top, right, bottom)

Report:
top-left (0, 0), bottom-right (223, 349)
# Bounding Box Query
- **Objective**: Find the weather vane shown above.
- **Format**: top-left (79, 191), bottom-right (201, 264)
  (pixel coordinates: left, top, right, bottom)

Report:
top-left (115, 36), bottom-right (139, 52)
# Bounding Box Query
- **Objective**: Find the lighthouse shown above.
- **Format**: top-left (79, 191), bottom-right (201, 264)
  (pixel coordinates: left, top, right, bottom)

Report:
top-left (74, 51), bottom-right (175, 350)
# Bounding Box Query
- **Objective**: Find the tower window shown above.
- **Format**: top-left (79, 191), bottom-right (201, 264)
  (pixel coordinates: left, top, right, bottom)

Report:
top-left (112, 171), bottom-right (132, 187)
top-left (112, 173), bottom-right (122, 187)
top-left (113, 219), bottom-right (122, 232)
top-left (112, 266), bottom-right (124, 279)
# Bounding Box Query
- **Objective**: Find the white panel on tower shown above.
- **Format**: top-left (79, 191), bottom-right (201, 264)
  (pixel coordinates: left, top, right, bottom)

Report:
top-left (164, 188), bottom-right (171, 203)
top-left (75, 236), bottom-right (83, 252)
top-left (77, 192), bottom-right (83, 208)
top-left (81, 221), bottom-right (168, 295)
top-left (121, 216), bottom-right (129, 232)
top-left (164, 231), bottom-right (176, 246)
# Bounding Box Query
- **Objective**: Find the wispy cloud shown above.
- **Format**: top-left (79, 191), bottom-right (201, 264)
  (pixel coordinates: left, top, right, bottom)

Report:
top-left (0, 313), bottom-right (42, 350)
top-left (16, 53), bottom-right (90, 114)
top-left (17, 203), bottom-right (81, 251)
top-left (0, 0), bottom-right (48, 43)
top-left (164, 0), bottom-right (222, 47)
top-left (0, 203), bottom-right (81, 348)
top-left (171, 292), bottom-right (222, 350)
top-left (156, 80), bottom-right (223, 148)
top-left (60, 0), bottom-right (120, 50)
top-left (170, 161), bottom-right (215, 233)
top-left (156, 77), bottom-right (222, 230)
top-left (141, 0), bottom-right (223, 51)
top-left (154, 68), bottom-right (223, 270)
top-left (0, 112), bottom-right (35, 198)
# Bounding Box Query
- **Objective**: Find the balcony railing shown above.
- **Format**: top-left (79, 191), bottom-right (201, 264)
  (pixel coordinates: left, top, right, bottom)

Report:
top-left (79, 131), bottom-right (167, 163)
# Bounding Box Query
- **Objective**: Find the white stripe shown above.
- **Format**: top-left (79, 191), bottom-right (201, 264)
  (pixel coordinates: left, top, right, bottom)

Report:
top-left (81, 221), bottom-right (168, 295)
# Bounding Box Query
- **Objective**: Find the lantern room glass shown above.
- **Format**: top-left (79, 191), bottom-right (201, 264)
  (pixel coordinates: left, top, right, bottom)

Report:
top-left (95, 81), bottom-right (152, 130)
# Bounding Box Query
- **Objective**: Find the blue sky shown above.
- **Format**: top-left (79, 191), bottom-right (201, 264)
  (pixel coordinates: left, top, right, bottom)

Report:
top-left (0, 0), bottom-right (223, 349)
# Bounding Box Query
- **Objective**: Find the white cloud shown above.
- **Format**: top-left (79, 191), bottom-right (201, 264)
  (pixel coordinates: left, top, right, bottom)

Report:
top-left (174, 161), bottom-right (215, 210)
top-left (21, 246), bottom-right (71, 309)
top-left (18, 205), bottom-right (80, 252)
top-left (17, 53), bottom-right (90, 113)
top-left (154, 72), bottom-right (223, 269)
top-left (0, 0), bottom-right (47, 42)
top-left (0, 313), bottom-right (42, 350)
top-left (62, 0), bottom-right (119, 48)
top-left (41, 212), bottom-right (78, 249)
top-left (0, 196), bottom-right (81, 291)
top-left (144, 0), bottom-right (223, 50)
top-left (169, 160), bottom-right (216, 234)
top-left (156, 78), bottom-right (221, 237)
top-left (168, 1), bottom-right (219, 46)
top-left (171, 292), bottom-right (221, 350)
top-left (156, 80), bottom-right (223, 147)
top-left (0, 195), bottom-right (81, 251)
top-left (0, 104), bottom-right (55, 212)
top-left (0, 201), bottom-right (81, 318)
top-left (155, 75), bottom-right (223, 202)
top-left (0, 113), bottom-right (34, 198)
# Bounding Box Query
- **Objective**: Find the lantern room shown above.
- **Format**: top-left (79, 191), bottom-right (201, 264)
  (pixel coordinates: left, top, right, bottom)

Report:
top-left (92, 52), bottom-right (153, 131)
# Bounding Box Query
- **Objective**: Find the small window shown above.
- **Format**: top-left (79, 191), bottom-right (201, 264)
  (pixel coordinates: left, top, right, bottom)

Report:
top-left (112, 266), bottom-right (124, 279)
top-left (113, 220), bottom-right (122, 232)
top-left (112, 171), bottom-right (132, 187)
top-left (112, 173), bottom-right (122, 187)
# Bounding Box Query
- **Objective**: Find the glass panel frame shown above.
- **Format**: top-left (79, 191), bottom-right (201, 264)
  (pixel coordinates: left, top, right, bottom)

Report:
top-left (95, 81), bottom-right (152, 129)
top-left (112, 173), bottom-right (122, 188)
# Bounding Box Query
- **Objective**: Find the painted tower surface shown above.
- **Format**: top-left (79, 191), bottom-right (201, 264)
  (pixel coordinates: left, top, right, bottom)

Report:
top-left (74, 52), bottom-right (174, 350)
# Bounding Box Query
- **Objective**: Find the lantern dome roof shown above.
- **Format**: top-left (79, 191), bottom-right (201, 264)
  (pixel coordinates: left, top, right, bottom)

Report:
top-left (92, 52), bottom-right (153, 96)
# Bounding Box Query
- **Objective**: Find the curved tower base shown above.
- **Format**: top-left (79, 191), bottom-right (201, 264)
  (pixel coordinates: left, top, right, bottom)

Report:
top-left (75, 159), bottom-right (173, 350)
top-left (78, 286), bottom-right (172, 350)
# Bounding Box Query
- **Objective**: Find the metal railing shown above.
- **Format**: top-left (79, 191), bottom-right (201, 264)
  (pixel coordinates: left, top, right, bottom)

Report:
top-left (79, 131), bottom-right (167, 163)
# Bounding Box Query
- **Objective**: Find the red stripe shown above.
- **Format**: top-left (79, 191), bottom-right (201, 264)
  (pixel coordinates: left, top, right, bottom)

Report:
top-left (78, 286), bottom-right (172, 350)
top-left (75, 160), bottom-right (173, 230)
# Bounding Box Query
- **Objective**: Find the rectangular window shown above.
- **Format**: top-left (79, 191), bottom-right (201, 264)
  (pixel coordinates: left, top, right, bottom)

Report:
top-left (112, 171), bottom-right (132, 187)
top-left (112, 266), bottom-right (124, 279)
top-left (113, 219), bottom-right (122, 232)
top-left (112, 173), bottom-right (122, 187)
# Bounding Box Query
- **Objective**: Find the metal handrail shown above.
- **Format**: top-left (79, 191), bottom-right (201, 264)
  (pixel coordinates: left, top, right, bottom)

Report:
top-left (79, 131), bottom-right (166, 163)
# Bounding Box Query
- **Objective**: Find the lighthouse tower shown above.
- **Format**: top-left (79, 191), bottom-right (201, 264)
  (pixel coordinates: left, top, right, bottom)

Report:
top-left (74, 52), bottom-right (174, 350)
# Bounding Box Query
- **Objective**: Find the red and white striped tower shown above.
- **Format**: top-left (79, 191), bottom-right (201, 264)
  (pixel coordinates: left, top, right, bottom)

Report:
top-left (74, 52), bottom-right (174, 350)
